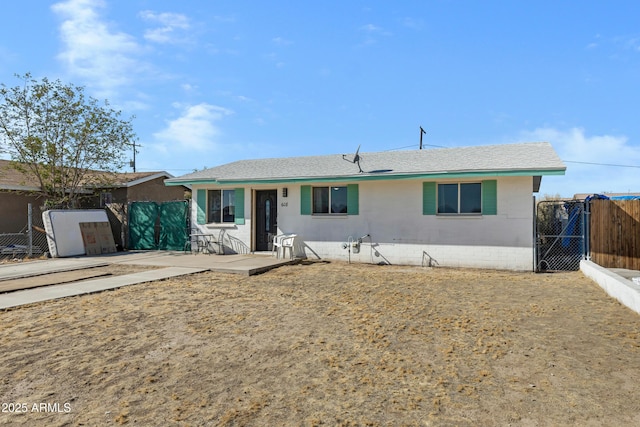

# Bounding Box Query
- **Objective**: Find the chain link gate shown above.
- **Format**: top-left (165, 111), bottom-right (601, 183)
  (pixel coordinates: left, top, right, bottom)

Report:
top-left (535, 200), bottom-right (587, 271)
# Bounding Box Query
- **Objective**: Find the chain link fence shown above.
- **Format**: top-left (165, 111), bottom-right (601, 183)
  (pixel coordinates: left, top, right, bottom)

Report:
top-left (0, 204), bottom-right (48, 260)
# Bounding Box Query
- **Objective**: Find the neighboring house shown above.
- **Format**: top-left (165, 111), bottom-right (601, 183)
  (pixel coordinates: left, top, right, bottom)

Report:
top-left (97, 171), bottom-right (189, 206)
top-left (95, 171), bottom-right (190, 249)
top-left (165, 142), bottom-right (566, 270)
top-left (0, 160), bottom-right (49, 233)
top-left (0, 159), bottom-right (189, 247)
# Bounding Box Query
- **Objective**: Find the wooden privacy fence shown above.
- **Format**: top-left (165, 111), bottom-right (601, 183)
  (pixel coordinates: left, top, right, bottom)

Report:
top-left (589, 199), bottom-right (640, 270)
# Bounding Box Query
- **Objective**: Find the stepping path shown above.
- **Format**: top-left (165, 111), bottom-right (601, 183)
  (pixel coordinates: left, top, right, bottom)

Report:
top-left (0, 266), bottom-right (206, 309)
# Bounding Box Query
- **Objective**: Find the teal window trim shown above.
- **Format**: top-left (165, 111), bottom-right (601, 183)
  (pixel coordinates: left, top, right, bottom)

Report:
top-left (423, 182), bottom-right (436, 215)
top-left (234, 188), bottom-right (245, 224)
top-left (300, 185), bottom-right (312, 215)
top-left (436, 182), bottom-right (482, 215)
top-left (347, 184), bottom-right (359, 215)
top-left (207, 189), bottom-right (236, 223)
top-left (425, 180), bottom-right (497, 216)
top-left (196, 189), bottom-right (206, 224)
top-left (482, 180), bottom-right (497, 215)
top-left (308, 184), bottom-right (358, 215)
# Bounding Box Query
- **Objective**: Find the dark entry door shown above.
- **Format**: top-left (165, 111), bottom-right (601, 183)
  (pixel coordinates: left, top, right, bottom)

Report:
top-left (255, 190), bottom-right (277, 251)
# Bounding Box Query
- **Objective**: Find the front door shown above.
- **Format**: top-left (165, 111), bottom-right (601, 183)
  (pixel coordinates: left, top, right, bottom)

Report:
top-left (255, 190), bottom-right (277, 251)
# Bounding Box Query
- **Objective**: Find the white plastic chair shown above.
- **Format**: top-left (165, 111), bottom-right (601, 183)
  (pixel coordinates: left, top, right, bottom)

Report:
top-left (272, 233), bottom-right (297, 259)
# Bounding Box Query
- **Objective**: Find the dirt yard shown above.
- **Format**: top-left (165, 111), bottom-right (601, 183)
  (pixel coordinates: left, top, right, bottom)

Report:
top-left (1, 261), bottom-right (639, 426)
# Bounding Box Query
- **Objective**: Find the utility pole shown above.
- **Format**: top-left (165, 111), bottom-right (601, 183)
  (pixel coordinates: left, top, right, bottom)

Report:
top-left (130, 141), bottom-right (139, 172)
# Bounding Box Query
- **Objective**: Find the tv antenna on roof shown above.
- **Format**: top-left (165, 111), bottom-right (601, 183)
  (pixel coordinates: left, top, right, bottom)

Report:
top-left (342, 144), bottom-right (363, 173)
top-left (419, 126), bottom-right (426, 150)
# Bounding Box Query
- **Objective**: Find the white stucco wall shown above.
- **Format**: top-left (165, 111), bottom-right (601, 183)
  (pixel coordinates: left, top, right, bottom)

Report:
top-left (191, 176), bottom-right (536, 270)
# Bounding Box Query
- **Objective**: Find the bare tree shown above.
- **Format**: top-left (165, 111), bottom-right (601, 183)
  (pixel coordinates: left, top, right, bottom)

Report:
top-left (0, 73), bottom-right (136, 208)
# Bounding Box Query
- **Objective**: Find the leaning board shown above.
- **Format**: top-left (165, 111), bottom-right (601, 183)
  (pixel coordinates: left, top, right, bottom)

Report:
top-left (79, 222), bottom-right (117, 255)
top-left (43, 210), bottom-right (110, 257)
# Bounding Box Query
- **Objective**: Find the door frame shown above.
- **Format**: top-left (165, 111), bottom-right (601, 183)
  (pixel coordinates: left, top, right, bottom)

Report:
top-left (252, 189), bottom-right (278, 252)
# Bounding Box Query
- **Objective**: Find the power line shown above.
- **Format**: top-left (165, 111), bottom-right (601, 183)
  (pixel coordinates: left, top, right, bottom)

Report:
top-left (383, 143), bottom-right (447, 152)
top-left (135, 153), bottom-right (640, 174)
top-left (382, 144), bottom-right (419, 151)
top-left (563, 160), bottom-right (640, 169)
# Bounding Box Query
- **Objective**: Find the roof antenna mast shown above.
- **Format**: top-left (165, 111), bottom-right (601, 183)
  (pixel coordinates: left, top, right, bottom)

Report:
top-left (419, 126), bottom-right (426, 150)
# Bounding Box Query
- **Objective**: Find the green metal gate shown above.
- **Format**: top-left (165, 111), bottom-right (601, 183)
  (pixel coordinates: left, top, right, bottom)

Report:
top-left (129, 200), bottom-right (189, 251)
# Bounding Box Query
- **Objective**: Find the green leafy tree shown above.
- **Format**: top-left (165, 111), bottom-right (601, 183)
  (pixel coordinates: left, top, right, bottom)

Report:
top-left (0, 73), bottom-right (136, 208)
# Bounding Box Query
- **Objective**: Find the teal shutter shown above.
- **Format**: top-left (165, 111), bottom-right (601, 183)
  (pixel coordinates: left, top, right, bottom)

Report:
top-left (234, 188), bottom-right (245, 225)
top-left (300, 185), bottom-right (311, 215)
top-left (482, 180), bottom-right (497, 215)
top-left (423, 182), bottom-right (436, 215)
top-left (196, 189), bottom-right (206, 224)
top-left (347, 184), bottom-right (359, 215)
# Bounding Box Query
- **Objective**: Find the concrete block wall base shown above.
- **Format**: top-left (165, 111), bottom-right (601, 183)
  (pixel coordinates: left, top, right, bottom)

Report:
top-left (580, 260), bottom-right (640, 315)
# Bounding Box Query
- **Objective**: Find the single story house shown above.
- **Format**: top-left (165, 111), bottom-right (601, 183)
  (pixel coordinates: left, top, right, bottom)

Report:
top-left (165, 142), bottom-right (566, 270)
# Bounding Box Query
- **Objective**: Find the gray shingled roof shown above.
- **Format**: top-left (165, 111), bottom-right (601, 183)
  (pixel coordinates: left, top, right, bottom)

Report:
top-left (166, 142), bottom-right (565, 184)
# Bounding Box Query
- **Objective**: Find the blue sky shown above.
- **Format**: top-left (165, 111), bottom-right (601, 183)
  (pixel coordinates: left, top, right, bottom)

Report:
top-left (1, 0), bottom-right (639, 197)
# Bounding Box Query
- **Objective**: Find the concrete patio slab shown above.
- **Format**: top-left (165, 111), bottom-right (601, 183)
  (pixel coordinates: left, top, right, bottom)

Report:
top-left (108, 251), bottom-right (299, 275)
top-left (0, 251), bottom-right (299, 309)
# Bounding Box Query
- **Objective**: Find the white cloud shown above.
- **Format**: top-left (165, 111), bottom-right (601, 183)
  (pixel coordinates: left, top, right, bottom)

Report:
top-left (139, 10), bottom-right (191, 44)
top-left (400, 17), bottom-right (423, 30)
top-left (52, 0), bottom-right (146, 97)
top-left (153, 103), bottom-right (233, 151)
top-left (357, 23), bottom-right (391, 46)
top-left (359, 23), bottom-right (392, 36)
top-left (262, 52), bottom-right (286, 68)
top-left (272, 37), bottom-right (293, 46)
top-left (519, 127), bottom-right (640, 197)
top-left (619, 36), bottom-right (640, 52)
top-left (585, 33), bottom-right (601, 50)
top-left (360, 24), bottom-right (382, 33)
top-left (520, 127), bottom-right (636, 163)
top-left (181, 83), bottom-right (198, 93)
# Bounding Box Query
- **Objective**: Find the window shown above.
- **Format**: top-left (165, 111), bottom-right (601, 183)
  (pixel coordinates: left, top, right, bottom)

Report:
top-left (423, 180), bottom-right (496, 216)
top-left (313, 186), bottom-right (348, 214)
top-left (207, 189), bottom-right (235, 223)
top-left (437, 183), bottom-right (482, 214)
top-left (100, 192), bottom-right (112, 207)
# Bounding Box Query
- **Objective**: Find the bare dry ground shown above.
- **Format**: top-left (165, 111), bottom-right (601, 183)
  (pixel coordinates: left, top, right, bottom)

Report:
top-left (1, 261), bottom-right (639, 426)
